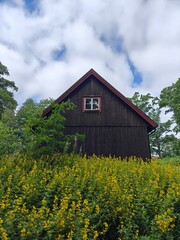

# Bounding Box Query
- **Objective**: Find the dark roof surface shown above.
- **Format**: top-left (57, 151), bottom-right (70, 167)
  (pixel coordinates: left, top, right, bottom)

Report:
top-left (42, 69), bottom-right (158, 131)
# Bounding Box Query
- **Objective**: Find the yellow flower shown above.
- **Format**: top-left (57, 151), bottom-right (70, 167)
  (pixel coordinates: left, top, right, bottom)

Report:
top-left (20, 228), bottom-right (27, 237)
top-left (101, 222), bottom-right (108, 235)
top-left (1, 231), bottom-right (8, 240)
top-left (7, 175), bottom-right (12, 183)
top-left (41, 199), bottom-right (47, 206)
top-left (156, 211), bottom-right (176, 232)
top-left (0, 218), bottom-right (3, 225)
top-left (83, 199), bottom-right (88, 205)
top-left (93, 230), bottom-right (99, 239)
top-left (95, 205), bottom-right (100, 214)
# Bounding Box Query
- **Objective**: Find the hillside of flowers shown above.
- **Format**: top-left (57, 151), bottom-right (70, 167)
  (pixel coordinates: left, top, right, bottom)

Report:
top-left (0, 154), bottom-right (180, 240)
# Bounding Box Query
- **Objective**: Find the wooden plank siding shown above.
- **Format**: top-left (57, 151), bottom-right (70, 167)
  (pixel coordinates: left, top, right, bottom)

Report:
top-left (64, 76), bottom-right (147, 127)
top-left (64, 126), bottom-right (150, 159)
top-left (62, 76), bottom-right (151, 159)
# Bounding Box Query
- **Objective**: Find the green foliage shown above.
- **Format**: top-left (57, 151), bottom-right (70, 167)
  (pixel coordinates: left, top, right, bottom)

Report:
top-left (24, 100), bottom-right (84, 157)
top-left (14, 98), bottom-right (54, 153)
top-left (130, 92), bottom-right (159, 116)
top-left (0, 122), bottom-right (18, 155)
top-left (16, 98), bottom-right (54, 125)
top-left (0, 98), bottom-right (54, 156)
top-left (130, 92), bottom-right (178, 158)
top-left (0, 109), bottom-right (21, 155)
top-left (0, 96), bottom-right (84, 157)
top-left (158, 156), bottom-right (180, 165)
top-left (160, 78), bottom-right (180, 132)
top-left (0, 154), bottom-right (180, 239)
top-left (0, 62), bottom-right (18, 119)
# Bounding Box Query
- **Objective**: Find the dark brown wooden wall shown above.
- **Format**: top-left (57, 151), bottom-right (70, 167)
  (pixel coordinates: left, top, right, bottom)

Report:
top-left (63, 76), bottom-right (151, 158)
top-left (64, 126), bottom-right (150, 159)
top-left (64, 76), bottom-right (147, 127)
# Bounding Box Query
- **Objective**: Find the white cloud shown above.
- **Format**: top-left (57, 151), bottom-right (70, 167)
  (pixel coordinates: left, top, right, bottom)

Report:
top-left (0, 0), bottom-right (180, 106)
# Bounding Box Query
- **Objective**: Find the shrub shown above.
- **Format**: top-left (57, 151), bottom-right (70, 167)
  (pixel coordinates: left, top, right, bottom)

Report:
top-left (0, 155), bottom-right (180, 239)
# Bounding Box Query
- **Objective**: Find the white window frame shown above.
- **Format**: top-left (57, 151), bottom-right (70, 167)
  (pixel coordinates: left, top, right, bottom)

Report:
top-left (82, 96), bottom-right (102, 112)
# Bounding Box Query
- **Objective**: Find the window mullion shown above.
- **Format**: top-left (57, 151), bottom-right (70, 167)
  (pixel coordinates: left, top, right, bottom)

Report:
top-left (91, 98), bottom-right (93, 110)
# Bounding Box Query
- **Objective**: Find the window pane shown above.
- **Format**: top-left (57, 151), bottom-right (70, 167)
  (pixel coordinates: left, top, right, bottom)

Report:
top-left (86, 103), bottom-right (91, 109)
top-left (85, 98), bottom-right (91, 109)
top-left (93, 98), bottom-right (99, 109)
top-left (86, 99), bottom-right (91, 104)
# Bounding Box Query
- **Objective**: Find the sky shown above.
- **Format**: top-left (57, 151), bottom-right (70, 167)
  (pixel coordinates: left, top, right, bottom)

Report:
top-left (0, 0), bottom-right (180, 107)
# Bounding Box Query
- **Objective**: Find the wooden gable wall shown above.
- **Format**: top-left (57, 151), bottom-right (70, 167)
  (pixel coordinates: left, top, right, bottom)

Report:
top-left (62, 75), bottom-right (151, 159)
top-left (64, 76), bottom-right (148, 127)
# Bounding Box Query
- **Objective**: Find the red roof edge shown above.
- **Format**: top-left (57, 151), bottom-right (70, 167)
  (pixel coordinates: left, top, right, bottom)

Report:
top-left (42, 68), bottom-right (158, 131)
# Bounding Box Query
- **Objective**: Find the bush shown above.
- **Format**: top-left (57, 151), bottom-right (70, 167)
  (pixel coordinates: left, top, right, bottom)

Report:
top-left (0, 155), bottom-right (180, 239)
top-left (158, 157), bottom-right (180, 165)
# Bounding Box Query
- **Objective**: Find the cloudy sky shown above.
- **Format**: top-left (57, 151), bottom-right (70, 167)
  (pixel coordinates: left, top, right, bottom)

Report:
top-left (0, 0), bottom-right (180, 106)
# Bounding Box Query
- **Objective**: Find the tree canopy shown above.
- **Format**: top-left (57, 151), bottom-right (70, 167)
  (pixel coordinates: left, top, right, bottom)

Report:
top-left (160, 78), bottom-right (180, 133)
top-left (0, 62), bottom-right (18, 119)
top-left (130, 90), bottom-right (179, 158)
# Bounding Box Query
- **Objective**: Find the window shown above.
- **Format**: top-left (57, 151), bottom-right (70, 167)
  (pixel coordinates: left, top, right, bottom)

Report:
top-left (82, 97), bottom-right (101, 112)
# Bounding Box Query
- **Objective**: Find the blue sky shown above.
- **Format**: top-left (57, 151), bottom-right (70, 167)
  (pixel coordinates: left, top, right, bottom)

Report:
top-left (0, 0), bottom-right (180, 106)
top-left (100, 33), bottom-right (143, 87)
top-left (24, 0), bottom-right (38, 13)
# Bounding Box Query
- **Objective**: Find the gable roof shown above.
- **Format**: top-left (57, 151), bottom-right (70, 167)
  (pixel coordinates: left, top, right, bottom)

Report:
top-left (42, 68), bottom-right (158, 131)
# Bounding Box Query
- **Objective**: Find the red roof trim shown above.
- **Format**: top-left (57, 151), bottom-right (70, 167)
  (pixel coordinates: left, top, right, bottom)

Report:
top-left (42, 69), bottom-right (158, 130)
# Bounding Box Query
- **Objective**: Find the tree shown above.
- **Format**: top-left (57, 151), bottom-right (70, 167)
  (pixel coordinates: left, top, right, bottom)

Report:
top-left (0, 121), bottom-right (19, 155)
top-left (16, 98), bottom-right (53, 127)
top-left (160, 78), bottom-right (180, 133)
top-left (130, 92), bottom-right (178, 157)
top-left (14, 98), bottom-right (54, 153)
top-left (10, 99), bottom-right (83, 157)
top-left (0, 97), bottom-right (55, 156)
top-left (0, 96), bottom-right (85, 156)
top-left (25, 100), bottom-right (84, 157)
top-left (130, 92), bottom-right (159, 115)
top-left (0, 62), bottom-right (18, 119)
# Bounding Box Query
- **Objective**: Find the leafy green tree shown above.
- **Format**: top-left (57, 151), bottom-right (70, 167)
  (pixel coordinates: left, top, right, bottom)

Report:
top-left (151, 120), bottom-right (178, 158)
top-left (160, 78), bottom-right (180, 133)
top-left (0, 118), bottom-right (19, 155)
top-left (130, 92), bottom-right (178, 157)
top-left (0, 62), bottom-right (18, 119)
top-left (16, 98), bottom-right (53, 130)
top-left (0, 98), bottom-right (54, 155)
top-left (25, 100), bottom-right (84, 157)
top-left (15, 98), bottom-right (54, 153)
top-left (16, 98), bottom-right (54, 122)
top-left (0, 97), bottom-right (84, 156)
top-left (130, 92), bottom-right (159, 116)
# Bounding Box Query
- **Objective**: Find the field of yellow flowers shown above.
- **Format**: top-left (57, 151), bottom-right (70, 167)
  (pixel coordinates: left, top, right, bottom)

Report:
top-left (0, 154), bottom-right (180, 240)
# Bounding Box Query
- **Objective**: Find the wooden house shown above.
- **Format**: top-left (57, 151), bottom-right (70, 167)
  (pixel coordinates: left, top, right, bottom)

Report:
top-left (42, 69), bottom-right (157, 159)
